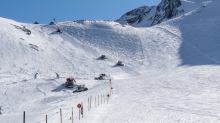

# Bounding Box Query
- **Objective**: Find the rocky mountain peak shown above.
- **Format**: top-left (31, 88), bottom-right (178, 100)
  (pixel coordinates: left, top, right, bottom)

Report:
top-left (116, 0), bottom-right (184, 27)
top-left (116, 6), bottom-right (156, 27)
top-left (151, 0), bottom-right (183, 25)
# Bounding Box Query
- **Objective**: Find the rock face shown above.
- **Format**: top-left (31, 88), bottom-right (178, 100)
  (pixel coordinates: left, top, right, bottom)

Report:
top-left (116, 0), bottom-right (184, 27)
top-left (116, 6), bottom-right (157, 27)
top-left (152, 0), bottom-right (184, 26)
top-left (125, 6), bottom-right (150, 25)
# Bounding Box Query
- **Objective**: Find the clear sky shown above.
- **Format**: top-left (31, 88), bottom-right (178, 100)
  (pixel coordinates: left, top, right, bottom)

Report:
top-left (0, 0), bottom-right (161, 24)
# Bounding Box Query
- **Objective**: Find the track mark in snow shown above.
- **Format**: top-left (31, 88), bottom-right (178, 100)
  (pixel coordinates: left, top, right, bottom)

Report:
top-left (122, 66), bottom-right (140, 76)
top-left (36, 83), bottom-right (46, 96)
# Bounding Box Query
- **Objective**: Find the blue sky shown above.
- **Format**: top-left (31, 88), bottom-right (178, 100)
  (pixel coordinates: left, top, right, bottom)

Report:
top-left (0, 0), bottom-right (161, 24)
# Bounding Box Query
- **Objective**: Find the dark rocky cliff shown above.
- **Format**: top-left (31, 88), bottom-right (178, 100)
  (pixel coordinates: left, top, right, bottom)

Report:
top-left (116, 0), bottom-right (184, 27)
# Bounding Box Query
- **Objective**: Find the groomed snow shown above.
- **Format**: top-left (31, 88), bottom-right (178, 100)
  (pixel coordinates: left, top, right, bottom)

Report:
top-left (1, 0), bottom-right (220, 122)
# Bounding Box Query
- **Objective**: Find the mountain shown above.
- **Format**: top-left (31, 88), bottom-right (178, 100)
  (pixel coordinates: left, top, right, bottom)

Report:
top-left (116, 0), bottom-right (210, 27)
top-left (151, 0), bottom-right (183, 25)
top-left (116, 5), bottom-right (157, 27)
top-left (1, 0), bottom-right (220, 123)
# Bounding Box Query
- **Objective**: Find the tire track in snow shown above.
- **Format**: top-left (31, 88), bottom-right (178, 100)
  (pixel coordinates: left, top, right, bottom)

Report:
top-left (36, 83), bottom-right (46, 96)
top-left (120, 65), bottom-right (140, 77)
top-left (46, 25), bottom-right (98, 74)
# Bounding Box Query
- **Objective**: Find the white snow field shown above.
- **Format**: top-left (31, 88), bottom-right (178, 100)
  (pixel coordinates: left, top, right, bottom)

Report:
top-left (1, 0), bottom-right (220, 123)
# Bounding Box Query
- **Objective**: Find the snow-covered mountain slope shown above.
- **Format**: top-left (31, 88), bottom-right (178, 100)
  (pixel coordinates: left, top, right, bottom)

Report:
top-left (157, 0), bottom-right (220, 65)
top-left (1, 0), bottom-right (220, 123)
top-left (0, 18), bottom-right (183, 81)
top-left (116, 0), bottom-right (212, 27)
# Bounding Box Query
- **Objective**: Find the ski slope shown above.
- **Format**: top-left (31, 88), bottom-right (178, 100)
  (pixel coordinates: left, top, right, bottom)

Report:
top-left (1, 0), bottom-right (220, 122)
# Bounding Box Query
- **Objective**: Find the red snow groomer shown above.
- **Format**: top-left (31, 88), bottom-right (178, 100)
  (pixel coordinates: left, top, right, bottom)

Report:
top-left (63, 78), bottom-right (76, 88)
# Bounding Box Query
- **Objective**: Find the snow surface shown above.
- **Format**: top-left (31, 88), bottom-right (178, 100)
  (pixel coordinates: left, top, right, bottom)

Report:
top-left (1, 0), bottom-right (220, 122)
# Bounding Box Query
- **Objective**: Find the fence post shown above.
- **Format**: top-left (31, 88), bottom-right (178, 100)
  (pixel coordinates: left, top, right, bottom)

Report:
top-left (79, 108), bottom-right (80, 120)
top-left (46, 115), bottom-right (47, 123)
top-left (111, 87), bottom-right (113, 94)
top-left (88, 98), bottom-right (89, 111)
top-left (107, 94), bottom-right (110, 104)
top-left (101, 94), bottom-right (102, 104)
top-left (98, 95), bottom-right (99, 106)
top-left (60, 108), bottom-right (62, 123)
top-left (72, 107), bottom-right (74, 123)
top-left (90, 96), bottom-right (92, 109)
top-left (0, 106), bottom-right (2, 115)
top-left (103, 95), bottom-right (105, 103)
top-left (95, 96), bottom-right (96, 107)
top-left (23, 111), bottom-right (25, 123)
top-left (81, 102), bottom-right (83, 118)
